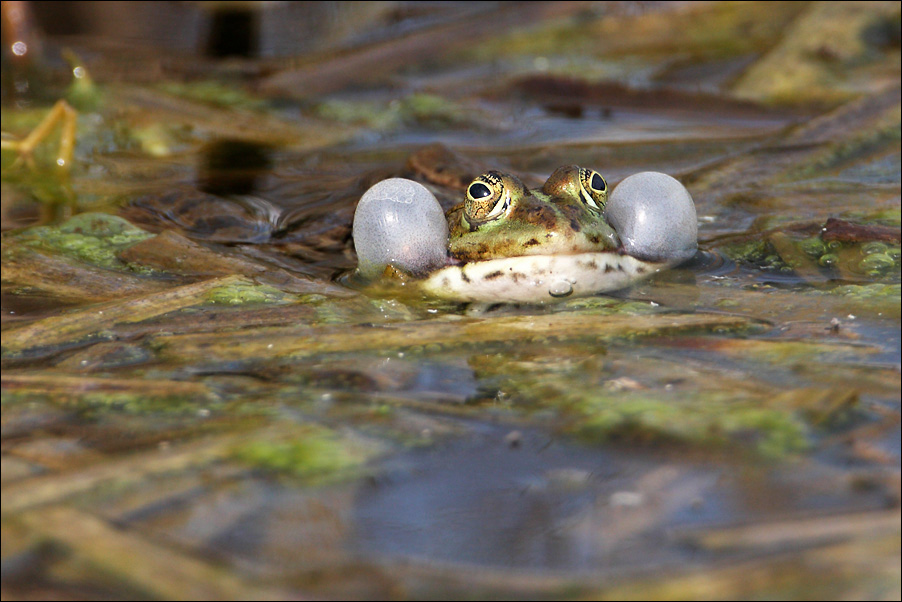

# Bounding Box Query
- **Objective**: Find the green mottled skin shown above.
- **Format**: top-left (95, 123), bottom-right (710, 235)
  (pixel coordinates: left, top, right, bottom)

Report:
top-left (446, 166), bottom-right (620, 264)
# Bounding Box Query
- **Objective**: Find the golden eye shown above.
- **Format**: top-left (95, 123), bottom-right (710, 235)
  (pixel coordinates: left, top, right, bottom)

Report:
top-left (578, 168), bottom-right (607, 211)
top-left (465, 172), bottom-right (509, 223)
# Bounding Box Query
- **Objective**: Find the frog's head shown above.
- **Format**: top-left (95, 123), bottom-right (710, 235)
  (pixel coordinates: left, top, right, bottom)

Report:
top-left (351, 168), bottom-right (697, 303)
top-left (448, 166), bottom-right (619, 263)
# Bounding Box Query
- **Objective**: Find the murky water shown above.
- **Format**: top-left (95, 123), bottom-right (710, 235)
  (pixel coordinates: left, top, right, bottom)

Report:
top-left (2, 2), bottom-right (900, 599)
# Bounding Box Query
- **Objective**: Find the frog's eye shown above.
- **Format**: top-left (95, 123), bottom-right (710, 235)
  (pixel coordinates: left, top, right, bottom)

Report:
top-left (465, 173), bottom-right (510, 223)
top-left (578, 168), bottom-right (607, 211)
top-left (468, 182), bottom-right (492, 200)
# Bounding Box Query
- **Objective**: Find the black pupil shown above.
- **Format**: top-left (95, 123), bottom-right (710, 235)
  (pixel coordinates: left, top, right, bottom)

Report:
top-left (469, 182), bottom-right (492, 199)
top-left (591, 173), bottom-right (606, 191)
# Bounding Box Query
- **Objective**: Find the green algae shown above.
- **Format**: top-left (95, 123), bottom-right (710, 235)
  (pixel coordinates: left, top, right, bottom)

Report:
top-left (150, 313), bottom-right (755, 365)
top-left (303, 294), bottom-right (427, 325)
top-left (230, 425), bottom-right (376, 483)
top-left (469, 349), bottom-right (832, 459)
top-left (2, 276), bottom-right (258, 357)
top-left (575, 393), bottom-right (809, 459)
top-left (312, 99), bottom-right (400, 130)
top-left (401, 93), bottom-right (467, 126)
top-left (11, 212), bottom-right (155, 273)
top-left (721, 230), bottom-right (900, 283)
top-left (842, 207), bottom-right (901, 228)
top-left (204, 280), bottom-right (296, 305)
top-left (313, 93), bottom-right (468, 130)
top-left (818, 282), bottom-right (901, 299)
top-left (156, 80), bottom-right (269, 112)
top-left (722, 239), bottom-right (771, 264)
top-left (1, 373), bottom-right (219, 418)
top-left (3, 389), bottom-right (216, 418)
top-left (301, 294), bottom-right (358, 325)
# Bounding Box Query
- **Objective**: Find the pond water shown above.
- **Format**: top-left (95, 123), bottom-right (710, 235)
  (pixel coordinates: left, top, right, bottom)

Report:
top-left (2, 2), bottom-right (900, 599)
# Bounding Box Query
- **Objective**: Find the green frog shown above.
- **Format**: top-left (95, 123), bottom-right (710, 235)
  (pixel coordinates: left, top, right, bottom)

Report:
top-left (352, 165), bottom-right (697, 303)
top-left (446, 166), bottom-right (617, 262)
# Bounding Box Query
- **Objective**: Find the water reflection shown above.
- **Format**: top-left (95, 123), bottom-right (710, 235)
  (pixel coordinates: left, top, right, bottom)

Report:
top-left (205, 7), bottom-right (259, 58)
top-left (197, 139), bottom-right (274, 197)
top-left (352, 430), bottom-right (710, 570)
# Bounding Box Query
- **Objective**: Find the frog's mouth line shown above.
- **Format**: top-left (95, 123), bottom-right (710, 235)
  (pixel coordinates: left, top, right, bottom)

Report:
top-left (423, 252), bottom-right (666, 303)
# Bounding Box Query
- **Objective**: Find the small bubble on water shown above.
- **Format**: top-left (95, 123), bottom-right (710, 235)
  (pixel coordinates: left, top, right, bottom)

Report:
top-left (818, 253), bottom-right (838, 267)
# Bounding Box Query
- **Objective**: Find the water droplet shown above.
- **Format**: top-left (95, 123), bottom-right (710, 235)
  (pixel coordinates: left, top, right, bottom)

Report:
top-left (11, 41), bottom-right (27, 56)
top-left (549, 280), bottom-right (573, 297)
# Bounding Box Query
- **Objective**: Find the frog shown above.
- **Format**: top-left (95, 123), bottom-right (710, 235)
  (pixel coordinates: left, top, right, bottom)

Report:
top-left (446, 166), bottom-right (617, 262)
top-left (352, 165), bottom-right (697, 303)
